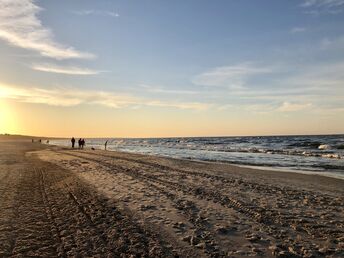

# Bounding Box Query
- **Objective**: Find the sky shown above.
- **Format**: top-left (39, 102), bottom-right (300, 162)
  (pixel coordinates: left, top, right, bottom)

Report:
top-left (0, 0), bottom-right (344, 137)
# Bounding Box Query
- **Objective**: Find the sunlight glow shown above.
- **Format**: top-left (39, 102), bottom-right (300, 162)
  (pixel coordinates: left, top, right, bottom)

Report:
top-left (0, 100), bottom-right (17, 134)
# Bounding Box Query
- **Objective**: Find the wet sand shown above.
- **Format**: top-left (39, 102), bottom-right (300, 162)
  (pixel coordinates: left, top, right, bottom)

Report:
top-left (0, 140), bottom-right (343, 257)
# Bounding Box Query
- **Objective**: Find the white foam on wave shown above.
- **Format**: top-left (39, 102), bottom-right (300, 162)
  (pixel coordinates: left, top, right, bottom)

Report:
top-left (318, 144), bottom-right (330, 150)
top-left (321, 153), bottom-right (341, 159)
top-left (237, 165), bottom-right (344, 180)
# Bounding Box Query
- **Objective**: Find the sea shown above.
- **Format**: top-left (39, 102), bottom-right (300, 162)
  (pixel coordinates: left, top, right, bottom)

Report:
top-left (50, 134), bottom-right (344, 179)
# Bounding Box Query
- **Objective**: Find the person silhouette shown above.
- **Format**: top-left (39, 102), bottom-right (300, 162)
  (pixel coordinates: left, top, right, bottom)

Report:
top-left (81, 139), bottom-right (85, 149)
top-left (71, 137), bottom-right (76, 148)
top-left (78, 138), bottom-right (82, 149)
top-left (105, 140), bottom-right (108, 150)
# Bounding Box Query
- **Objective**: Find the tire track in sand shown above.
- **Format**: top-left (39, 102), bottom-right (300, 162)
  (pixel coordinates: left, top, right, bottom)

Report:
top-left (36, 162), bottom-right (176, 257)
top-left (57, 150), bottom-right (344, 257)
top-left (0, 144), bottom-right (178, 257)
top-left (57, 151), bottom-right (286, 256)
top-left (75, 150), bottom-right (344, 239)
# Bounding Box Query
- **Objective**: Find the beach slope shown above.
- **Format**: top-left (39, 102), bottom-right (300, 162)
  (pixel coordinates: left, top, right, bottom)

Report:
top-left (0, 140), bottom-right (343, 257)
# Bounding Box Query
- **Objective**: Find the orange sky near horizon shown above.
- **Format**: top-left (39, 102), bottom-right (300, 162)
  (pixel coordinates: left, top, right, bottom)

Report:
top-left (1, 99), bottom-right (343, 138)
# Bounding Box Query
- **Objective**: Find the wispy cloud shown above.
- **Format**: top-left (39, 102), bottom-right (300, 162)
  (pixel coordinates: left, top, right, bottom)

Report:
top-left (31, 63), bottom-right (103, 75)
top-left (192, 63), bottom-right (271, 88)
top-left (320, 36), bottom-right (344, 51)
top-left (140, 84), bottom-right (198, 95)
top-left (145, 101), bottom-right (210, 110)
top-left (73, 10), bottom-right (119, 17)
top-left (0, 84), bottom-right (85, 106)
top-left (194, 59), bottom-right (344, 94)
top-left (302, 0), bottom-right (344, 8)
top-left (0, 0), bottom-right (95, 59)
top-left (290, 27), bottom-right (307, 33)
top-left (301, 0), bottom-right (344, 14)
top-left (0, 83), bottom-right (208, 110)
top-left (218, 102), bottom-right (315, 114)
top-left (277, 102), bottom-right (312, 112)
top-left (188, 59), bottom-right (344, 114)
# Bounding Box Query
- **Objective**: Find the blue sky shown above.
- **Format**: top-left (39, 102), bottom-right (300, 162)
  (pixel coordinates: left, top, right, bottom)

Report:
top-left (0, 0), bottom-right (344, 137)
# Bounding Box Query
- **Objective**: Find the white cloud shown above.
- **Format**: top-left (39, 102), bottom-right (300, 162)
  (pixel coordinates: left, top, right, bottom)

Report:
top-left (140, 84), bottom-right (198, 95)
top-left (31, 63), bottom-right (102, 75)
top-left (0, 0), bottom-right (95, 59)
top-left (301, 0), bottom-right (344, 14)
top-left (302, 0), bottom-right (344, 7)
top-left (277, 102), bottom-right (312, 112)
top-left (0, 83), bottom-right (208, 110)
top-left (290, 27), bottom-right (307, 33)
top-left (188, 59), bottom-right (344, 114)
top-left (73, 10), bottom-right (119, 17)
top-left (320, 36), bottom-right (344, 50)
top-left (146, 101), bottom-right (210, 110)
top-left (192, 63), bottom-right (271, 88)
top-left (0, 85), bottom-right (84, 106)
top-left (285, 61), bottom-right (344, 91)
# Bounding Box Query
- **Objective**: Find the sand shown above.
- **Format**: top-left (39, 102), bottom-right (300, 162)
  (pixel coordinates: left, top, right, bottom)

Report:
top-left (0, 140), bottom-right (343, 257)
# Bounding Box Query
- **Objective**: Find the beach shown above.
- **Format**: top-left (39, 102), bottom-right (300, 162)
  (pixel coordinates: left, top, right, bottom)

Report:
top-left (0, 139), bottom-right (343, 257)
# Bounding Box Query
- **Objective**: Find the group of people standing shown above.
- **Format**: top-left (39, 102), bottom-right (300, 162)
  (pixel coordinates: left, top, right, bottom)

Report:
top-left (71, 137), bottom-right (86, 149)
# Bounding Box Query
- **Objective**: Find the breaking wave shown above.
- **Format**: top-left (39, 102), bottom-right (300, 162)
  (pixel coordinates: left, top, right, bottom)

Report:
top-left (50, 134), bottom-right (344, 178)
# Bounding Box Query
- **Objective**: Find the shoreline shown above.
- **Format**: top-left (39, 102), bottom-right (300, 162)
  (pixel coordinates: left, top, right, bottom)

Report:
top-left (50, 142), bottom-right (344, 181)
top-left (49, 144), bottom-right (344, 196)
top-left (48, 134), bottom-right (344, 181)
top-left (118, 149), bottom-right (344, 181)
top-left (236, 164), bottom-right (344, 181)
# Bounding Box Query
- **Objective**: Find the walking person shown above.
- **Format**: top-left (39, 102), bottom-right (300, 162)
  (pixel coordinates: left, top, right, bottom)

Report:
top-left (78, 138), bottom-right (82, 149)
top-left (71, 137), bottom-right (76, 148)
top-left (105, 140), bottom-right (108, 150)
top-left (81, 139), bottom-right (85, 149)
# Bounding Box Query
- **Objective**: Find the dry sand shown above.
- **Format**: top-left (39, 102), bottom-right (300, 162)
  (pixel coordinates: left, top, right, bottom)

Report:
top-left (0, 140), bottom-right (343, 257)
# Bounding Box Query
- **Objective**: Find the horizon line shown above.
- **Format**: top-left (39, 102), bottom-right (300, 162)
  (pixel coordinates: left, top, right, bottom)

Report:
top-left (2, 132), bottom-right (343, 140)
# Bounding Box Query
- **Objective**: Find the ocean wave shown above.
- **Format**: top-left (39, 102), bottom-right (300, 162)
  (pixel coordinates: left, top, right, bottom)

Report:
top-left (112, 143), bottom-right (342, 159)
top-left (318, 144), bottom-right (330, 150)
top-left (49, 134), bottom-right (344, 173)
top-left (176, 146), bottom-right (342, 159)
top-left (337, 144), bottom-right (344, 150)
top-left (288, 141), bottom-right (322, 148)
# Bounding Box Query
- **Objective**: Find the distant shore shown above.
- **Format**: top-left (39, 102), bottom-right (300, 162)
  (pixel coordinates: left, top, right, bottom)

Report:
top-left (0, 138), bottom-right (343, 257)
top-left (0, 134), bottom-right (64, 141)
